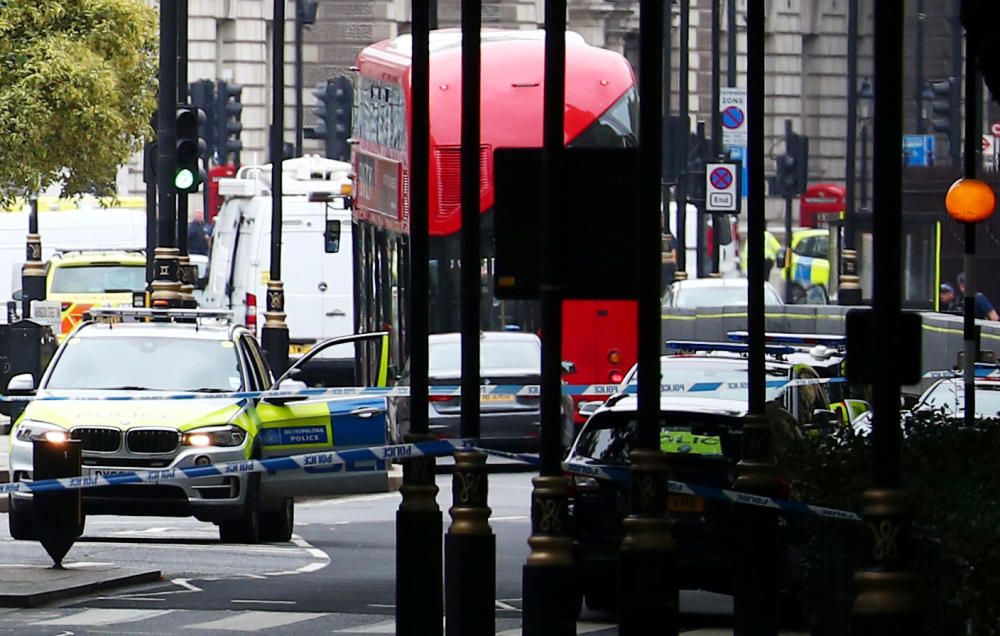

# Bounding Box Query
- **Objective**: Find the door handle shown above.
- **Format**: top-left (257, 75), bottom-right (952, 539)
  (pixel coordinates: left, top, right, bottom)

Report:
top-left (326, 309), bottom-right (346, 317)
top-left (349, 406), bottom-right (383, 418)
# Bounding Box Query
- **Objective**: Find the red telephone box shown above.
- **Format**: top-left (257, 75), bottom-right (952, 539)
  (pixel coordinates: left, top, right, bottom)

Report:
top-left (800, 183), bottom-right (846, 228)
top-left (207, 163), bottom-right (238, 223)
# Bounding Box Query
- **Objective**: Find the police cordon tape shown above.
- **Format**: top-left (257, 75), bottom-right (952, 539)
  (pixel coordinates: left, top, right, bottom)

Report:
top-left (0, 366), bottom-right (986, 404)
top-left (560, 460), bottom-right (862, 523)
top-left (3, 436), bottom-right (861, 523)
top-left (0, 377), bottom-right (850, 403)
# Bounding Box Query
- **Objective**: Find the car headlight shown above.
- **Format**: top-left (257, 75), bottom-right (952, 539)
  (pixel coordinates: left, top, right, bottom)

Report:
top-left (182, 425), bottom-right (247, 448)
top-left (14, 420), bottom-right (70, 443)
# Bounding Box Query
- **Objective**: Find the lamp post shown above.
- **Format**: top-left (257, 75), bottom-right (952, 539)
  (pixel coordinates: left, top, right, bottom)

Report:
top-left (858, 79), bottom-right (874, 214)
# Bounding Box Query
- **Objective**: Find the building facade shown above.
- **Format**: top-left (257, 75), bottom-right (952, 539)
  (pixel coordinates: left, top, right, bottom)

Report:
top-left (129, 0), bottom-right (979, 226)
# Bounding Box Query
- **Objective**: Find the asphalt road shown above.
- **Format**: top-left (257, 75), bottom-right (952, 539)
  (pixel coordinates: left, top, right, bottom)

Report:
top-left (0, 473), bottom-right (761, 635)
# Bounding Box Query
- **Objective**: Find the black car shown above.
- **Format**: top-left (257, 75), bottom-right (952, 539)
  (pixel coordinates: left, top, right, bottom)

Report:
top-left (565, 371), bottom-right (817, 615)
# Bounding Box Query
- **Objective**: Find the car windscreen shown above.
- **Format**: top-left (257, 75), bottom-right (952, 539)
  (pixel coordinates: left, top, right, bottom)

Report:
top-left (574, 411), bottom-right (736, 464)
top-left (919, 381), bottom-right (1000, 418)
top-left (50, 265), bottom-right (146, 294)
top-left (626, 358), bottom-right (787, 401)
top-left (46, 336), bottom-right (243, 391)
top-left (428, 339), bottom-right (541, 375)
top-left (673, 284), bottom-right (783, 308)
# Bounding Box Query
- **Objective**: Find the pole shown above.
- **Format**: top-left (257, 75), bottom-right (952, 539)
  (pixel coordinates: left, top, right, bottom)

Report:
top-left (733, 0), bottom-right (778, 632)
top-left (21, 195), bottom-right (45, 321)
top-left (619, 0), bottom-right (677, 631)
top-left (950, 3), bottom-right (963, 167)
top-left (395, 2), bottom-right (442, 634)
top-left (839, 0), bottom-right (862, 305)
top-left (861, 123), bottom-right (869, 211)
top-left (962, 40), bottom-right (981, 429)
top-left (177, 0), bottom-right (189, 259)
top-left (851, 2), bottom-right (920, 631)
top-left (262, 0), bottom-right (289, 375)
top-left (151, 0), bottom-right (182, 308)
top-left (675, 0), bottom-right (689, 274)
top-left (446, 3), bottom-right (494, 633)
top-left (661, 0), bottom-right (675, 289)
top-left (783, 119), bottom-right (794, 304)
top-left (727, 0), bottom-right (736, 87)
top-left (522, 0), bottom-right (575, 633)
top-left (710, 0), bottom-right (721, 274)
top-left (915, 0), bottom-right (925, 134)
top-left (294, 0), bottom-right (304, 157)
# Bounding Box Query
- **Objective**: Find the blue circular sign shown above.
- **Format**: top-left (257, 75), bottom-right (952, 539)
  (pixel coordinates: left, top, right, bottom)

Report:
top-left (721, 105), bottom-right (745, 130)
top-left (710, 167), bottom-right (734, 190)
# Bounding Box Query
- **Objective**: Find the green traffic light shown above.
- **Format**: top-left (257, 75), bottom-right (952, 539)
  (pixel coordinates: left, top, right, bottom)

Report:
top-left (174, 168), bottom-right (196, 191)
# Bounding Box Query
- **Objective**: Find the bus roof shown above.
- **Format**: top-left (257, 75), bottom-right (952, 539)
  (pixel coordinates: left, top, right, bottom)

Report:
top-left (355, 29), bottom-right (635, 236)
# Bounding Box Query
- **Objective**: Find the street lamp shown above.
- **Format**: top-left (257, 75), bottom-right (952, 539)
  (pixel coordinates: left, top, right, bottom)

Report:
top-left (858, 78), bottom-right (874, 212)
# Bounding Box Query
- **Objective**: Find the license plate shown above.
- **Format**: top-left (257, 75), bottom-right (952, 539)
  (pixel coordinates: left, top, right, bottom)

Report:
top-left (480, 394), bottom-right (514, 402)
top-left (667, 494), bottom-right (704, 513)
top-left (86, 468), bottom-right (132, 478)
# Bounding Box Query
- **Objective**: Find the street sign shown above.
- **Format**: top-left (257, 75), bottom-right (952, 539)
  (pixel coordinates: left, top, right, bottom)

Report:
top-left (903, 134), bottom-right (935, 167)
top-left (728, 146), bottom-right (749, 197)
top-left (719, 87), bottom-right (748, 149)
top-left (991, 122), bottom-right (1000, 137)
top-left (705, 162), bottom-right (739, 213)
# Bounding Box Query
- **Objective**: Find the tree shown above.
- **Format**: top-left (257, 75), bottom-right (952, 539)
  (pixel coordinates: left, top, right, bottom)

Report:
top-left (0, 0), bottom-right (158, 204)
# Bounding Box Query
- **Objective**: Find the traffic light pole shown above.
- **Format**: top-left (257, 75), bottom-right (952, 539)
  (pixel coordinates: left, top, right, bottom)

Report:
top-left (675, 0), bottom-right (690, 275)
top-left (783, 120), bottom-right (794, 304)
top-left (152, 0), bottom-right (182, 309)
top-left (21, 195), bottom-right (45, 321)
top-left (262, 0), bottom-right (289, 375)
top-left (176, 0), bottom-right (195, 308)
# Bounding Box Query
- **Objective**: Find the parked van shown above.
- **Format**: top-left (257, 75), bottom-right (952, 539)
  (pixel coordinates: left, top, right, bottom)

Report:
top-left (46, 249), bottom-right (147, 334)
top-left (202, 155), bottom-right (355, 382)
top-left (1, 204), bottom-right (146, 308)
top-left (666, 200), bottom-right (741, 278)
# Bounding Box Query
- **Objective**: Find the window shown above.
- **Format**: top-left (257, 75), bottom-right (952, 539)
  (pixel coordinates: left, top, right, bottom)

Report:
top-left (354, 76), bottom-right (407, 152)
top-left (49, 265), bottom-right (146, 294)
top-left (325, 219), bottom-right (341, 253)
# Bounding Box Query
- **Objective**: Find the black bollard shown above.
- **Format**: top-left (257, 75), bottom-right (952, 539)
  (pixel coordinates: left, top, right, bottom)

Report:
top-left (445, 450), bottom-right (494, 636)
top-left (32, 438), bottom-right (83, 567)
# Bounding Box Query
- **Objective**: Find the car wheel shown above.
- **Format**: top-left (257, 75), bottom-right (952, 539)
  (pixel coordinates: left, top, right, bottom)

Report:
top-left (8, 495), bottom-right (36, 541)
top-left (218, 473), bottom-right (260, 544)
top-left (259, 497), bottom-right (294, 543)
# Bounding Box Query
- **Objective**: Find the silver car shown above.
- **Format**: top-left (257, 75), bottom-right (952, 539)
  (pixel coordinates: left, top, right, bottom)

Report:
top-left (387, 331), bottom-right (574, 452)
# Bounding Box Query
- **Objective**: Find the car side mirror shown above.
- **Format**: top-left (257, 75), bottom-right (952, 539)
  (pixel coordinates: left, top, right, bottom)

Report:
top-left (776, 247), bottom-right (788, 266)
top-left (264, 378), bottom-right (309, 405)
top-left (7, 373), bottom-right (36, 394)
top-left (561, 360), bottom-right (577, 376)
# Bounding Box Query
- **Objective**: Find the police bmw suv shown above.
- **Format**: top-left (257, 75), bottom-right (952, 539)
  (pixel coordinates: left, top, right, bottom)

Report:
top-left (8, 309), bottom-right (389, 543)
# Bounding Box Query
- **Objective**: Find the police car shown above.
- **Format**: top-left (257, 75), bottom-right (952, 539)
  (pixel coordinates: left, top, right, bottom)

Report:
top-left (8, 308), bottom-right (389, 544)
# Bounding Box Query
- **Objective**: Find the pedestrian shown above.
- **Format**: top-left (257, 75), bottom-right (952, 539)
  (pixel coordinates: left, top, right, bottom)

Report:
top-left (956, 272), bottom-right (1000, 320)
top-left (939, 282), bottom-right (959, 312)
top-left (187, 210), bottom-right (211, 255)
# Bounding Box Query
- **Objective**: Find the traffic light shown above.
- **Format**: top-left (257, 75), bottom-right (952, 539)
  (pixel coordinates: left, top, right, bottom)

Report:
top-left (774, 131), bottom-right (809, 198)
top-left (174, 104), bottom-right (206, 193)
top-left (927, 78), bottom-right (960, 161)
top-left (215, 81), bottom-right (243, 165)
top-left (306, 75), bottom-right (354, 161)
top-left (188, 79), bottom-right (216, 166)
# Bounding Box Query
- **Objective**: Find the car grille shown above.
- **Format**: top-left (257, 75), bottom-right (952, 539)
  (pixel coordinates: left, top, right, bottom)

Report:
top-left (126, 429), bottom-right (180, 454)
top-left (71, 428), bottom-right (121, 453)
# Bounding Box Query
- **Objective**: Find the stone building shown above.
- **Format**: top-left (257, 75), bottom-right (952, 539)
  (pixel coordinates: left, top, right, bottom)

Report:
top-left (129, 0), bottom-right (978, 225)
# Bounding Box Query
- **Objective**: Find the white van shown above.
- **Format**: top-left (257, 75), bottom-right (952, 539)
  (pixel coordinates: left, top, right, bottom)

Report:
top-left (202, 155), bottom-right (355, 382)
top-left (0, 205), bottom-right (146, 307)
top-left (667, 200), bottom-right (741, 278)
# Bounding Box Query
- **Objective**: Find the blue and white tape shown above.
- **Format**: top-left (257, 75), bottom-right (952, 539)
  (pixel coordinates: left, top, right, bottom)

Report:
top-left (7, 436), bottom-right (859, 522)
top-left (0, 377), bottom-right (849, 403)
top-left (562, 461), bottom-right (861, 523)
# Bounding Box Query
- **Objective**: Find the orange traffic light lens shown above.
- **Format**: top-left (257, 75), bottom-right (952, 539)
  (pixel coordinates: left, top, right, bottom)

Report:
top-left (945, 178), bottom-right (996, 223)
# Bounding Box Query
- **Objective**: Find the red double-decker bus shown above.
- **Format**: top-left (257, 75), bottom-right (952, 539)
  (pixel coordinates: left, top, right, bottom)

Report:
top-left (351, 29), bottom-right (638, 422)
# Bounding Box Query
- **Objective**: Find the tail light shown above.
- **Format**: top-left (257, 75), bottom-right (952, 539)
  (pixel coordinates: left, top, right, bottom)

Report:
top-left (607, 349), bottom-right (622, 365)
top-left (245, 293), bottom-right (257, 335)
top-left (707, 225), bottom-right (715, 260)
top-left (428, 395), bottom-right (453, 402)
top-left (608, 369), bottom-right (623, 384)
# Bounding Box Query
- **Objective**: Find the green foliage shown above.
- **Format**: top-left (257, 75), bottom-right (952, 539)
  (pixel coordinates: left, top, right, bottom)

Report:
top-left (785, 413), bottom-right (1000, 633)
top-left (0, 0), bottom-right (157, 203)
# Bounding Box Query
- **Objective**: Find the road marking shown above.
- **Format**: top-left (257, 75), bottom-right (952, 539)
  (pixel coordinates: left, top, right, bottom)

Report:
top-left (34, 609), bottom-right (173, 626)
top-left (491, 516), bottom-right (529, 522)
top-left (333, 619), bottom-right (396, 633)
top-left (186, 610), bottom-right (324, 631)
top-left (497, 622), bottom-right (608, 635)
top-left (495, 600), bottom-right (518, 611)
top-left (299, 493), bottom-right (397, 507)
top-left (231, 600), bottom-right (296, 605)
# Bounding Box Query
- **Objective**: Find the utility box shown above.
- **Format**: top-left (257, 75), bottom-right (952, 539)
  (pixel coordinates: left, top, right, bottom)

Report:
top-left (800, 183), bottom-right (846, 228)
top-left (0, 320), bottom-right (57, 420)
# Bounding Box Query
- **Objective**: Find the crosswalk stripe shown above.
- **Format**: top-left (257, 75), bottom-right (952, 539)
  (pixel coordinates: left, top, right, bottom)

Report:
top-left (34, 609), bottom-right (173, 626)
top-left (185, 611), bottom-right (325, 631)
